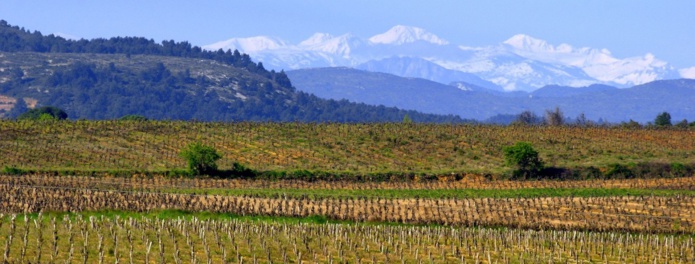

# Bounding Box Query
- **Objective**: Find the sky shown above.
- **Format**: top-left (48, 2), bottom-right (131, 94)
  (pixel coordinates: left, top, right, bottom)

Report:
top-left (1, 0), bottom-right (694, 68)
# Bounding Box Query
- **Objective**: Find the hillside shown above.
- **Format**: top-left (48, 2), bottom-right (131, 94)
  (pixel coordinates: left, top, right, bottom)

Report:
top-left (286, 67), bottom-right (524, 119)
top-left (0, 21), bottom-right (463, 122)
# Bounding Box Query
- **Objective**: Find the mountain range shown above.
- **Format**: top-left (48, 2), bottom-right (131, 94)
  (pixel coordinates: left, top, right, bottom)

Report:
top-left (205, 25), bottom-right (686, 92)
top-left (286, 67), bottom-right (695, 123)
top-left (1, 20), bottom-right (693, 124)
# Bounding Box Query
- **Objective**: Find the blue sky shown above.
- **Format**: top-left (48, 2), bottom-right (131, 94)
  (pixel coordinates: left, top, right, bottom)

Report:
top-left (1, 0), bottom-right (693, 68)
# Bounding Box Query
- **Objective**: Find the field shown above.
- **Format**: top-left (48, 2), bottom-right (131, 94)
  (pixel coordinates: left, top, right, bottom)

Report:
top-left (0, 213), bottom-right (693, 264)
top-left (1, 120), bottom-right (695, 263)
top-left (1, 120), bottom-right (693, 175)
top-left (1, 174), bottom-right (695, 263)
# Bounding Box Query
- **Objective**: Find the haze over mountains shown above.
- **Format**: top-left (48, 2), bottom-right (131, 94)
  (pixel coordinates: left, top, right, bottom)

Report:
top-left (205, 25), bottom-right (687, 92)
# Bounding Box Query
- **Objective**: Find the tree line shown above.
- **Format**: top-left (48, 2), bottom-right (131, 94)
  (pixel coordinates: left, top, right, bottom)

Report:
top-left (510, 107), bottom-right (694, 129)
top-left (0, 20), bottom-right (289, 86)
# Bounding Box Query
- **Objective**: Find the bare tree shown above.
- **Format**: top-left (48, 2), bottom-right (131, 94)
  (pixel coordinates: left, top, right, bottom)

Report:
top-left (514, 111), bottom-right (540, 125)
top-left (545, 107), bottom-right (564, 126)
top-left (574, 112), bottom-right (590, 126)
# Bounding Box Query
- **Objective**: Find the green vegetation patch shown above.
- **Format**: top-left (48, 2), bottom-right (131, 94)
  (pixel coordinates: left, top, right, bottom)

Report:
top-left (16, 210), bottom-right (397, 226)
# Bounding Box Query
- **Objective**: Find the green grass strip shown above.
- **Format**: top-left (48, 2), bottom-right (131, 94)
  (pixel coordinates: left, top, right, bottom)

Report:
top-left (15, 210), bottom-right (440, 227)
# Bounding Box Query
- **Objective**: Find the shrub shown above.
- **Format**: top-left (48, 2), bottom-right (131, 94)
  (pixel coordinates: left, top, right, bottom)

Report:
top-left (539, 166), bottom-right (572, 180)
top-left (503, 142), bottom-right (544, 179)
top-left (581, 166), bottom-right (603, 180)
top-left (179, 142), bottom-right (221, 175)
top-left (604, 164), bottom-right (635, 179)
top-left (229, 162), bottom-right (256, 178)
top-left (670, 163), bottom-right (693, 177)
top-left (118, 115), bottom-right (148, 121)
top-left (1, 166), bottom-right (25, 175)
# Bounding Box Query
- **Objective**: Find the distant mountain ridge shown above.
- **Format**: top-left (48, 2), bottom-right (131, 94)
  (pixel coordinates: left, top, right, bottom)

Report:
top-left (530, 84), bottom-right (618, 98)
top-left (205, 25), bottom-right (687, 92)
top-left (356, 57), bottom-right (504, 91)
top-left (287, 67), bottom-right (695, 123)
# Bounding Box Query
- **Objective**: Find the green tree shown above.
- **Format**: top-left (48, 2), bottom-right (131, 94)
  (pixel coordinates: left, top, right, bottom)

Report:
top-left (17, 106), bottom-right (68, 120)
top-left (38, 113), bottom-right (56, 121)
top-left (654, 112), bottom-right (672, 127)
top-left (402, 114), bottom-right (412, 124)
top-left (503, 142), bottom-right (544, 179)
top-left (179, 142), bottom-right (221, 175)
top-left (620, 119), bottom-right (642, 129)
top-left (674, 119), bottom-right (688, 129)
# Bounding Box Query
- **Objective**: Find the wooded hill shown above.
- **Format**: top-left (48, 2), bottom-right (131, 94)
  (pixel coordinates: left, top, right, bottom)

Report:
top-left (0, 20), bottom-right (464, 122)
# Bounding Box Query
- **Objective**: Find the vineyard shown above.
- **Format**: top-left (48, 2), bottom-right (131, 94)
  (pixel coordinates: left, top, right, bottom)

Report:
top-left (1, 120), bottom-right (693, 175)
top-left (0, 213), bottom-right (693, 264)
top-left (1, 120), bottom-right (695, 263)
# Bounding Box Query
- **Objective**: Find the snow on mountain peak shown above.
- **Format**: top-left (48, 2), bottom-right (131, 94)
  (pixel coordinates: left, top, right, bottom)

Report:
top-left (503, 34), bottom-right (586, 59)
top-left (369, 25), bottom-right (449, 45)
top-left (299, 33), bottom-right (335, 46)
top-left (455, 83), bottom-right (473, 91)
top-left (298, 33), bottom-right (360, 56)
top-left (203, 36), bottom-right (288, 53)
top-left (501, 34), bottom-right (673, 86)
top-left (203, 27), bottom-right (684, 91)
top-left (503, 34), bottom-right (551, 52)
top-left (679, 67), bottom-right (695, 79)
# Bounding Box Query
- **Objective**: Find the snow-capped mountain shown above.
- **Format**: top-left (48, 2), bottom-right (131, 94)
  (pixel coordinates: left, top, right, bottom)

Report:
top-left (204, 25), bottom-right (686, 92)
top-left (502, 34), bottom-right (678, 86)
top-left (204, 36), bottom-right (288, 53)
top-left (298, 33), bottom-right (367, 58)
top-left (368, 25), bottom-right (449, 45)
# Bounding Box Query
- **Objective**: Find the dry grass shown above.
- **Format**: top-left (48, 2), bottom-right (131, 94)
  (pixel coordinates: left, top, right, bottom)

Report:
top-left (1, 180), bottom-right (693, 233)
top-left (3, 173), bottom-right (695, 193)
